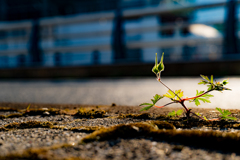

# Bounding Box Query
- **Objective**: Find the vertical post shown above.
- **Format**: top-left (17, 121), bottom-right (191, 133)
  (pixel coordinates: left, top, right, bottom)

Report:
top-left (54, 52), bottom-right (61, 66)
top-left (29, 18), bottom-right (42, 66)
top-left (42, 0), bottom-right (48, 17)
top-left (223, 0), bottom-right (238, 54)
top-left (0, 0), bottom-right (6, 21)
top-left (92, 50), bottom-right (100, 64)
top-left (17, 54), bottom-right (26, 67)
top-left (112, 2), bottom-right (126, 63)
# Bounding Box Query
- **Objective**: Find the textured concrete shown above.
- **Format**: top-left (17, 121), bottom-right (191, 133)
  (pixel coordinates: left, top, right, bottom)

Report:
top-left (0, 77), bottom-right (239, 109)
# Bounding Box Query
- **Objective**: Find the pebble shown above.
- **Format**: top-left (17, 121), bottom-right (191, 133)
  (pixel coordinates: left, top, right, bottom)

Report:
top-left (43, 111), bottom-right (50, 115)
top-left (0, 111), bottom-right (240, 159)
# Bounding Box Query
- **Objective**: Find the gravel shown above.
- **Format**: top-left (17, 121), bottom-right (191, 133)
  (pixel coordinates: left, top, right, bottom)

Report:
top-left (1, 104), bottom-right (240, 159)
top-left (22, 138), bottom-right (240, 160)
top-left (0, 128), bottom-right (87, 156)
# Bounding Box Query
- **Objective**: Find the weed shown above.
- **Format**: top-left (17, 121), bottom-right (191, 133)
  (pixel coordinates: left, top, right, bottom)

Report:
top-left (140, 53), bottom-right (236, 121)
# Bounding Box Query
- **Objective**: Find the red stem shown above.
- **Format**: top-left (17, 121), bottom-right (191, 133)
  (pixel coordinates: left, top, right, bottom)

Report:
top-left (182, 90), bottom-right (212, 101)
top-left (154, 101), bottom-right (176, 108)
top-left (208, 118), bottom-right (221, 121)
top-left (180, 101), bottom-right (189, 112)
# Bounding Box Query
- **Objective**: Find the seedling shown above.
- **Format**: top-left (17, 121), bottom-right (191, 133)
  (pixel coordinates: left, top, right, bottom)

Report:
top-left (168, 109), bottom-right (184, 118)
top-left (140, 53), bottom-right (236, 121)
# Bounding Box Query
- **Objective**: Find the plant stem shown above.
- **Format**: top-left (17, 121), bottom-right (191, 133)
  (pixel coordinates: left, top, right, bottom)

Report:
top-left (182, 90), bottom-right (213, 101)
top-left (154, 101), bottom-right (177, 108)
top-left (180, 101), bottom-right (189, 112)
top-left (190, 112), bottom-right (207, 121)
top-left (159, 80), bottom-right (182, 101)
top-left (208, 118), bottom-right (221, 121)
top-left (191, 111), bottom-right (221, 121)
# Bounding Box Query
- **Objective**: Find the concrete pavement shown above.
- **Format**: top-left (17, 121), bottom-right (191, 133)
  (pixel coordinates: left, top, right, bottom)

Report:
top-left (0, 77), bottom-right (239, 109)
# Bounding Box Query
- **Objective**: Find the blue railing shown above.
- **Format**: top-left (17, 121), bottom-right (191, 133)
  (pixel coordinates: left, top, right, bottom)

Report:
top-left (0, 0), bottom-right (239, 68)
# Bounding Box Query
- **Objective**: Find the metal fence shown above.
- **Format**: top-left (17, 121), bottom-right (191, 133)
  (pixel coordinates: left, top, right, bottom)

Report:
top-left (0, 0), bottom-right (239, 68)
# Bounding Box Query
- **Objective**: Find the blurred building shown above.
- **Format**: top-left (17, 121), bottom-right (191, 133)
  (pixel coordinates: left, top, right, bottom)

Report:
top-left (0, 0), bottom-right (238, 68)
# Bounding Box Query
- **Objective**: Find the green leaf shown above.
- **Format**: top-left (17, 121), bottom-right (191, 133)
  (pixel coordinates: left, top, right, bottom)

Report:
top-left (222, 80), bottom-right (228, 85)
top-left (223, 110), bottom-right (231, 116)
top-left (160, 52), bottom-right (164, 64)
top-left (207, 84), bottom-right (214, 91)
top-left (196, 97), bottom-right (211, 103)
top-left (139, 103), bottom-right (152, 106)
top-left (164, 89), bottom-right (183, 101)
top-left (164, 90), bottom-right (175, 99)
top-left (177, 91), bottom-right (184, 99)
top-left (140, 94), bottom-right (164, 111)
top-left (216, 107), bottom-right (223, 115)
top-left (168, 109), bottom-right (183, 117)
top-left (155, 52), bottom-right (158, 66)
top-left (157, 52), bottom-right (164, 72)
top-left (200, 75), bottom-right (210, 82)
top-left (210, 75), bottom-right (213, 83)
top-left (194, 99), bottom-right (200, 106)
top-left (168, 111), bottom-right (176, 117)
top-left (157, 63), bottom-right (164, 73)
top-left (152, 53), bottom-right (159, 74)
top-left (196, 90), bottom-right (213, 99)
top-left (196, 90), bottom-right (204, 96)
top-left (203, 116), bottom-right (208, 121)
top-left (152, 66), bottom-right (158, 75)
top-left (198, 80), bottom-right (208, 85)
top-left (224, 116), bottom-right (237, 120)
top-left (199, 75), bottom-right (231, 92)
top-left (176, 109), bottom-right (183, 116)
top-left (151, 94), bottom-right (163, 104)
top-left (152, 53), bottom-right (164, 75)
top-left (216, 108), bottom-right (236, 120)
top-left (192, 90), bottom-right (213, 106)
top-left (140, 105), bottom-right (154, 111)
top-left (195, 112), bottom-right (201, 116)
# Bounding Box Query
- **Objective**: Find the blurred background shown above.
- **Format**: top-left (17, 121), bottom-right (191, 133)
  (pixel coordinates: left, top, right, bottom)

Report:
top-left (0, 0), bottom-right (239, 108)
top-left (0, 0), bottom-right (239, 78)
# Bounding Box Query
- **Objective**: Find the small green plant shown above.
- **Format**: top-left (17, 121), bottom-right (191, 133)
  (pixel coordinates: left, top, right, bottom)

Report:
top-left (216, 107), bottom-right (237, 120)
top-left (140, 53), bottom-right (236, 121)
top-left (168, 109), bottom-right (184, 117)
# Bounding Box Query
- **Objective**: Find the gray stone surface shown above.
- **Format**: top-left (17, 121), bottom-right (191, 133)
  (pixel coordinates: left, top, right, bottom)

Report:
top-left (0, 77), bottom-right (239, 108)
